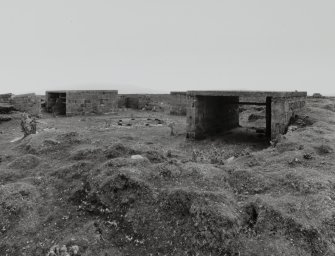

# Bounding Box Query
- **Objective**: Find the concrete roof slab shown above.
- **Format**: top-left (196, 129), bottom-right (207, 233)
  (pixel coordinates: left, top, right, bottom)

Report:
top-left (186, 90), bottom-right (307, 98)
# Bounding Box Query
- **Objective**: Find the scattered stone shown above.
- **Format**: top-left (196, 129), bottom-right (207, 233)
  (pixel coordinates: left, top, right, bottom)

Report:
top-left (47, 244), bottom-right (80, 256)
top-left (145, 150), bottom-right (166, 163)
top-left (288, 158), bottom-right (301, 166)
top-left (226, 156), bottom-right (235, 163)
top-left (131, 155), bottom-right (144, 160)
top-left (20, 113), bottom-right (37, 137)
top-left (287, 125), bottom-right (298, 132)
top-left (155, 118), bottom-right (164, 124)
top-left (303, 153), bottom-right (313, 160)
top-left (10, 136), bottom-right (25, 143)
top-left (104, 143), bottom-right (136, 159)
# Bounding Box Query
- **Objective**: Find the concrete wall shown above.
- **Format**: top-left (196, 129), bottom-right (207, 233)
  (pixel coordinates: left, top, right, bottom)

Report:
top-left (65, 90), bottom-right (118, 116)
top-left (186, 96), bottom-right (239, 139)
top-left (186, 92), bottom-right (306, 141)
top-left (0, 93), bottom-right (13, 103)
top-left (271, 96), bottom-right (306, 139)
top-left (118, 95), bottom-right (150, 109)
top-left (11, 93), bottom-right (41, 116)
top-left (118, 94), bottom-right (172, 112)
top-left (170, 92), bottom-right (187, 115)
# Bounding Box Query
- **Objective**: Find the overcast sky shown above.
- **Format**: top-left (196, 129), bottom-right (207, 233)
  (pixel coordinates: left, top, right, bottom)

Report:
top-left (0, 1), bottom-right (334, 95)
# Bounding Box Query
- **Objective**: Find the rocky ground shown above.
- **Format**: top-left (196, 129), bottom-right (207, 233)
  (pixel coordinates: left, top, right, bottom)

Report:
top-left (0, 97), bottom-right (335, 255)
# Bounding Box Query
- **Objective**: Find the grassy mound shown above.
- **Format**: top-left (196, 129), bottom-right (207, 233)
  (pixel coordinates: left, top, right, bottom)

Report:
top-left (103, 143), bottom-right (137, 159)
top-left (0, 182), bottom-right (40, 236)
top-left (7, 154), bottom-right (40, 169)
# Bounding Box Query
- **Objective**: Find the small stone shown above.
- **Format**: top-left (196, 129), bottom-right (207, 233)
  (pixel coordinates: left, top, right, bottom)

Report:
top-left (303, 153), bottom-right (312, 159)
top-left (131, 155), bottom-right (144, 160)
top-left (69, 245), bottom-right (79, 255)
top-left (226, 156), bottom-right (235, 163)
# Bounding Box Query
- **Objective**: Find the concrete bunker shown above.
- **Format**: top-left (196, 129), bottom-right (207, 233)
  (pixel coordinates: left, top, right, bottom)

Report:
top-left (46, 90), bottom-right (118, 116)
top-left (186, 91), bottom-right (307, 141)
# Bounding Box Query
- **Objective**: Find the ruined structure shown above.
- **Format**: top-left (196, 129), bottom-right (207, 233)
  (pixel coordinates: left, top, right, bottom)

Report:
top-left (0, 93), bottom-right (41, 116)
top-left (186, 91), bottom-right (307, 140)
top-left (46, 90), bottom-right (118, 116)
top-left (118, 94), bottom-right (171, 112)
top-left (170, 91), bottom-right (188, 115)
top-left (11, 93), bottom-right (41, 116)
top-left (0, 93), bottom-right (13, 104)
top-left (118, 94), bottom-right (151, 109)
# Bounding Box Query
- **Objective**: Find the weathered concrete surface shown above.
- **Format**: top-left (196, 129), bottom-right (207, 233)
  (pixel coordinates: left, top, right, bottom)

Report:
top-left (271, 96), bottom-right (306, 138)
top-left (118, 94), bottom-right (172, 112)
top-left (186, 91), bottom-right (307, 140)
top-left (170, 91), bottom-right (188, 116)
top-left (0, 93), bottom-right (13, 103)
top-left (46, 90), bottom-right (118, 116)
top-left (11, 93), bottom-right (41, 116)
top-left (118, 94), bottom-right (151, 109)
top-left (186, 95), bottom-right (239, 139)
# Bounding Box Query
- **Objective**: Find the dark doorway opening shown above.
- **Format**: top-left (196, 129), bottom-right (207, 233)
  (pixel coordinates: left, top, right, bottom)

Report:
top-left (193, 95), bottom-right (272, 146)
top-left (47, 92), bottom-right (66, 115)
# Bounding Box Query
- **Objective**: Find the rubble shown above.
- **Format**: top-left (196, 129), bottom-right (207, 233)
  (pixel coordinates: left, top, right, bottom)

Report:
top-left (20, 113), bottom-right (37, 137)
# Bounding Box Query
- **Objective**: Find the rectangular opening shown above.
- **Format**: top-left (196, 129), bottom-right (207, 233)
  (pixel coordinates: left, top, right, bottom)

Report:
top-left (186, 91), bottom-right (306, 142)
top-left (46, 92), bottom-right (66, 115)
top-left (238, 97), bottom-right (267, 134)
top-left (189, 95), bottom-right (271, 145)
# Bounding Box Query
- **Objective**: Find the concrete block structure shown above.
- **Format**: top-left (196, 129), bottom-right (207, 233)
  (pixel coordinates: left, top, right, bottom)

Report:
top-left (46, 90), bottom-right (118, 116)
top-left (0, 93), bottom-right (13, 103)
top-left (170, 91), bottom-right (188, 115)
top-left (11, 93), bottom-right (41, 116)
top-left (118, 94), bottom-right (151, 109)
top-left (186, 91), bottom-right (307, 140)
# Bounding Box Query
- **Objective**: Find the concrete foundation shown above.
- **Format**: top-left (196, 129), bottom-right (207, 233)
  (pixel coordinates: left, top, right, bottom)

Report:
top-left (46, 90), bottom-right (118, 116)
top-left (186, 91), bottom-right (307, 140)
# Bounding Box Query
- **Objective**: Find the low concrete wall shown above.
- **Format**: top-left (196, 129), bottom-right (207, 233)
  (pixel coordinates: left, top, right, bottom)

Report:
top-left (271, 96), bottom-right (306, 139)
top-left (118, 94), bottom-right (152, 109)
top-left (118, 94), bottom-right (172, 111)
top-left (66, 90), bottom-right (118, 116)
top-left (0, 93), bottom-right (13, 103)
top-left (11, 93), bottom-right (41, 116)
